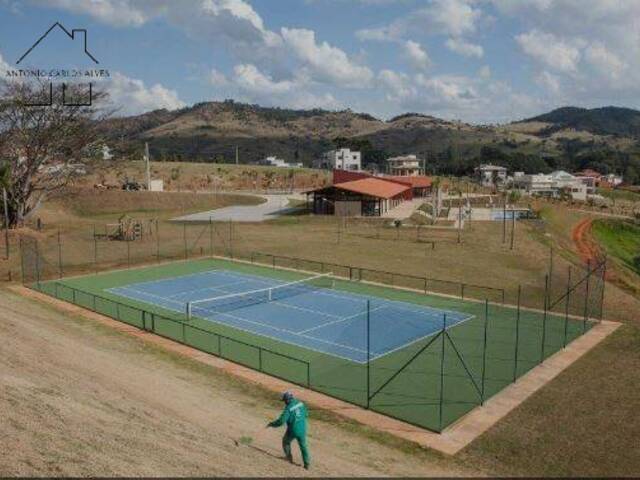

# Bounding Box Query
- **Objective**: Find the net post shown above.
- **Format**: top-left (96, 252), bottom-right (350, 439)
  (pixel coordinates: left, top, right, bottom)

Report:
top-left (583, 259), bottom-right (591, 332)
top-left (540, 274), bottom-right (549, 362)
top-left (57, 229), bottom-right (63, 279)
top-left (563, 266), bottom-right (572, 347)
top-left (438, 313), bottom-right (447, 432)
top-left (481, 299), bottom-right (489, 404)
top-left (366, 299), bottom-right (371, 410)
top-left (513, 285), bottom-right (521, 382)
top-left (268, 288), bottom-right (273, 302)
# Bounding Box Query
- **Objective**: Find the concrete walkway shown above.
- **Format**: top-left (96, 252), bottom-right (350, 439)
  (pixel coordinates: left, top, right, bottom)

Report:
top-left (382, 198), bottom-right (425, 219)
top-left (173, 193), bottom-right (305, 223)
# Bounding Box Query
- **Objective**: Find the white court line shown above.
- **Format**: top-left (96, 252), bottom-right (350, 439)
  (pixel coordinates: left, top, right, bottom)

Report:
top-left (110, 286), bottom-right (186, 308)
top-left (193, 306), bottom-right (368, 355)
top-left (108, 268), bottom-right (477, 364)
top-left (272, 300), bottom-right (344, 321)
top-left (168, 278), bottom-right (261, 299)
top-left (297, 305), bottom-right (385, 334)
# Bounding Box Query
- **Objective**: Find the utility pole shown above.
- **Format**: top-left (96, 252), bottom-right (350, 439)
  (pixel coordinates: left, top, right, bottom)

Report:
top-left (3, 188), bottom-right (9, 260)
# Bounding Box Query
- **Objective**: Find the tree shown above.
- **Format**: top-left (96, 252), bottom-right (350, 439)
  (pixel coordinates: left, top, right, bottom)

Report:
top-left (0, 80), bottom-right (110, 227)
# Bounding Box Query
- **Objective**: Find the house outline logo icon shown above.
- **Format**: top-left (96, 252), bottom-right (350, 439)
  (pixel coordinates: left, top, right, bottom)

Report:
top-left (15, 22), bottom-right (101, 107)
top-left (16, 22), bottom-right (99, 65)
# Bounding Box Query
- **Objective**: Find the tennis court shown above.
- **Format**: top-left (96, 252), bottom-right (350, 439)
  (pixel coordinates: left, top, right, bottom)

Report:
top-left (108, 269), bottom-right (473, 363)
top-left (25, 252), bottom-right (603, 433)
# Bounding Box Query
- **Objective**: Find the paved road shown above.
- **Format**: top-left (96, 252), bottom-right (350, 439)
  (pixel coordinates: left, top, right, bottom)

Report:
top-left (172, 193), bottom-right (305, 223)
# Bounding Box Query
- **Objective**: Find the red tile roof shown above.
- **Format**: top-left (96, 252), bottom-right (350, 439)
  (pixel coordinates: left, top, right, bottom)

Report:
top-left (575, 169), bottom-right (602, 178)
top-left (332, 177), bottom-right (410, 199)
top-left (386, 175), bottom-right (433, 188)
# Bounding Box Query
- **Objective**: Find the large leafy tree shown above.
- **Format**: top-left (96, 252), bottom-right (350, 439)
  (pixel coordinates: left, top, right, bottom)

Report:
top-left (0, 80), bottom-right (110, 227)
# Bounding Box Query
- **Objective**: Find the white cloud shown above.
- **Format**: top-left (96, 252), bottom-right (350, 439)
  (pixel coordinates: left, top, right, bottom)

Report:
top-left (229, 64), bottom-right (341, 110)
top-left (233, 64), bottom-right (295, 95)
top-left (516, 30), bottom-right (581, 73)
top-left (0, 52), bottom-right (12, 76)
top-left (403, 40), bottom-right (431, 71)
top-left (208, 68), bottom-right (229, 87)
top-left (479, 65), bottom-right (491, 79)
top-left (105, 72), bottom-right (185, 115)
top-left (281, 28), bottom-right (373, 87)
top-left (535, 71), bottom-right (562, 95)
top-left (584, 43), bottom-right (626, 81)
top-left (357, 0), bottom-right (484, 42)
top-left (445, 37), bottom-right (484, 59)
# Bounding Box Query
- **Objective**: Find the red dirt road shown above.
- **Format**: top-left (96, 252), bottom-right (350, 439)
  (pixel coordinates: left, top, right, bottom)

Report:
top-left (572, 218), bottom-right (600, 264)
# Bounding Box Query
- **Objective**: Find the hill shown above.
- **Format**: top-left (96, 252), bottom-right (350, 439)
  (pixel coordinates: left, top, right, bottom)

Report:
top-left (99, 101), bottom-right (640, 184)
top-left (522, 106), bottom-right (640, 138)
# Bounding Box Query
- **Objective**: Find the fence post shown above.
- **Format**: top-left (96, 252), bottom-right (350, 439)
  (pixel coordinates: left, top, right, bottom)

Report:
top-left (126, 237), bottom-right (131, 269)
top-left (19, 237), bottom-right (25, 285)
top-left (563, 267), bottom-right (572, 347)
top-left (35, 239), bottom-right (41, 288)
top-left (155, 220), bottom-right (160, 262)
top-left (209, 217), bottom-right (213, 257)
top-left (438, 313), bottom-right (447, 432)
top-left (540, 274), bottom-right (549, 362)
top-left (583, 259), bottom-right (591, 332)
top-left (57, 230), bottom-right (63, 279)
top-left (513, 285), bottom-right (521, 382)
top-left (366, 300), bottom-right (371, 409)
top-left (481, 300), bottom-right (489, 404)
top-left (229, 219), bottom-right (233, 258)
top-left (599, 259), bottom-right (607, 322)
top-left (93, 224), bottom-right (98, 274)
top-left (460, 283), bottom-right (465, 300)
top-left (183, 223), bottom-right (187, 260)
top-left (510, 209), bottom-right (516, 250)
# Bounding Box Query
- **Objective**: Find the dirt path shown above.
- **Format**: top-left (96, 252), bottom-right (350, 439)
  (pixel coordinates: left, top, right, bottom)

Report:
top-left (0, 289), bottom-right (474, 477)
top-left (572, 218), bottom-right (600, 265)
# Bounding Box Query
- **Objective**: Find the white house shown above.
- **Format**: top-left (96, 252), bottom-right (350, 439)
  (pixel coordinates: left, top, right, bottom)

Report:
top-left (513, 173), bottom-right (556, 196)
top-left (603, 173), bottom-right (624, 186)
top-left (513, 170), bottom-right (588, 200)
top-left (386, 154), bottom-right (422, 176)
top-left (475, 164), bottom-right (508, 187)
top-left (315, 148), bottom-right (361, 171)
top-left (259, 156), bottom-right (302, 168)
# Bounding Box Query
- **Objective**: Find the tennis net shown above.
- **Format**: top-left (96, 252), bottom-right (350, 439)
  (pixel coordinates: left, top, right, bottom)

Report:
top-left (186, 272), bottom-right (334, 319)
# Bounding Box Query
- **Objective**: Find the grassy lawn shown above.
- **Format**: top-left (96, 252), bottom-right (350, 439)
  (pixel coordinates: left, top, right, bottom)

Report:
top-left (592, 219), bottom-right (640, 275)
top-left (460, 323), bottom-right (640, 477)
top-left (52, 189), bottom-right (264, 219)
top-left (597, 187), bottom-right (640, 203)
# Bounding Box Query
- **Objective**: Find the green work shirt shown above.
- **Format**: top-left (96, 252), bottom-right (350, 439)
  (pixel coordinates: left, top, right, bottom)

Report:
top-left (269, 399), bottom-right (308, 437)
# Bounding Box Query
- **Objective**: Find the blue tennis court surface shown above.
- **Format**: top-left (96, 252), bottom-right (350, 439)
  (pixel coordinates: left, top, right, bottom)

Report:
top-left (108, 269), bottom-right (473, 363)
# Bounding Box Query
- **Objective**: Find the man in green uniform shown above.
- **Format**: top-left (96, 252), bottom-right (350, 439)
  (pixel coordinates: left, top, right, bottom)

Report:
top-left (267, 391), bottom-right (310, 470)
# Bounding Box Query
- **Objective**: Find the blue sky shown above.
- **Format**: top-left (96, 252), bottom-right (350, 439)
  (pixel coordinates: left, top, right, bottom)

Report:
top-left (1, 0), bottom-right (639, 123)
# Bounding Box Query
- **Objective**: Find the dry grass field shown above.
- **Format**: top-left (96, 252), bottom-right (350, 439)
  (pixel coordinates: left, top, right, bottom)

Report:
top-left (2, 185), bottom-right (640, 476)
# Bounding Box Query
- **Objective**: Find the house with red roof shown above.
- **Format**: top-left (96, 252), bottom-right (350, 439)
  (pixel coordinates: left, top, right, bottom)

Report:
top-left (306, 169), bottom-right (432, 216)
